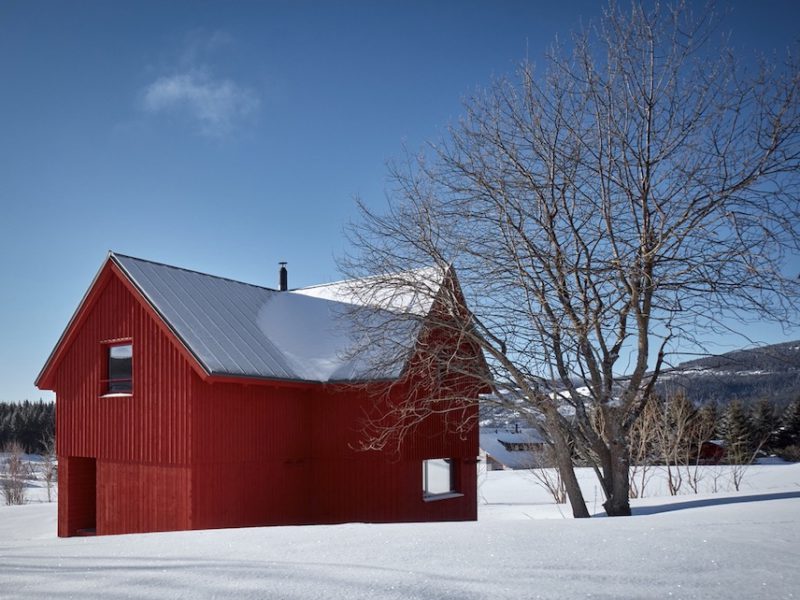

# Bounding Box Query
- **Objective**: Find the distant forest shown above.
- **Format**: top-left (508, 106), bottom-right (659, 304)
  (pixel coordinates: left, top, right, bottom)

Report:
top-left (656, 340), bottom-right (800, 407)
top-left (0, 400), bottom-right (55, 454)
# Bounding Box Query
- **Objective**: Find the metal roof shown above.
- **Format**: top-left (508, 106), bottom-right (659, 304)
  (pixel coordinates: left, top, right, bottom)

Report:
top-left (112, 253), bottom-right (425, 383)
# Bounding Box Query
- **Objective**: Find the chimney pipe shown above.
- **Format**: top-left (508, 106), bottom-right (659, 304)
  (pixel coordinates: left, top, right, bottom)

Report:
top-left (278, 262), bottom-right (288, 291)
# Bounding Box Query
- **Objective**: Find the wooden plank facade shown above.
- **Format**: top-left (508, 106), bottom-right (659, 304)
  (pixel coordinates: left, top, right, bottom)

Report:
top-left (37, 257), bottom-right (479, 536)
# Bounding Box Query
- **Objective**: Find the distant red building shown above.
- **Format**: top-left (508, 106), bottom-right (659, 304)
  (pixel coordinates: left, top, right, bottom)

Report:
top-left (697, 440), bottom-right (726, 464)
top-left (36, 253), bottom-right (481, 536)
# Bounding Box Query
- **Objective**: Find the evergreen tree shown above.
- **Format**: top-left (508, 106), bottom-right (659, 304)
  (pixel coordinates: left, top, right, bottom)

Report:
top-left (777, 398), bottom-right (800, 448)
top-left (0, 401), bottom-right (55, 453)
top-left (749, 398), bottom-right (779, 452)
top-left (697, 402), bottom-right (719, 441)
top-left (0, 408), bottom-right (10, 447)
top-left (719, 401), bottom-right (753, 464)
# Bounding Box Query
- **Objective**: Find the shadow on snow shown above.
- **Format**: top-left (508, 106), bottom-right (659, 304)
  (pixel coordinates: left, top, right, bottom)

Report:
top-left (591, 490), bottom-right (800, 517)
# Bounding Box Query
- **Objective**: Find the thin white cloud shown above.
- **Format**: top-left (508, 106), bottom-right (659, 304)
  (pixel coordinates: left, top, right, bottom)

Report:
top-left (179, 29), bottom-right (234, 67)
top-left (142, 70), bottom-right (259, 137)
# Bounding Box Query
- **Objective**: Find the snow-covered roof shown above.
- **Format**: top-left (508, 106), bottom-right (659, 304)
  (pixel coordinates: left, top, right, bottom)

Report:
top-left (112, 253), bottom-right (429, 383)
top-left (292, 267), bottom-right (444, 316)
top-left (479, 428), bottom-right (546, 470)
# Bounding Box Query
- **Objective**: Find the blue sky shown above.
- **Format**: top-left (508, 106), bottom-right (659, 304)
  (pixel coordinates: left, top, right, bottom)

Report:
top-left (1, 1), bottom-right (798, 403)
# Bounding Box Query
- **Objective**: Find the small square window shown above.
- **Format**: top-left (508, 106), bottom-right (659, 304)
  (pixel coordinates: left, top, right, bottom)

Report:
top-left (106, 343), bottom-right (132, 393)
top-left (422, 458), bottom-right (456, 497)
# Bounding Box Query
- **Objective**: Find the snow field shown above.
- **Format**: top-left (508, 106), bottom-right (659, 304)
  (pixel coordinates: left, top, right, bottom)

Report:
top-left (1, 464), bottom-right (799, 599)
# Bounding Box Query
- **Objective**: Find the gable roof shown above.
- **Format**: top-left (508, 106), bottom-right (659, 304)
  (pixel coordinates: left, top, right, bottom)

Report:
top-left (116, 253), bottom-right (429, 382)
top-left (38, 253), bottom-right (441, 387)
top-left (479, 428), bottom-right (546, 470)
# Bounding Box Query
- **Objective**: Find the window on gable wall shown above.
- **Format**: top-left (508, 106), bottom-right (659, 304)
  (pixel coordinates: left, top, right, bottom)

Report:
top-left (106, 343), bottom-right (132, 393)
top-left (422, 458), bottom-right (456, 498)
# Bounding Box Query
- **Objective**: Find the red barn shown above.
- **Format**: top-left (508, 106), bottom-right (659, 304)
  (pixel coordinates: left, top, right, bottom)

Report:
top-left (35, 253), bottom-right (481, 537)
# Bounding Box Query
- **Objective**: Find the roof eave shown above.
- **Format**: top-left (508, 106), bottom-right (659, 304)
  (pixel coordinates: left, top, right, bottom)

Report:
top-left (205, 371), bottom-right (400, 388)
top-left (35, 252), bottom-right (115, 390)
top-left (35, 252), bottom-right (216, 391)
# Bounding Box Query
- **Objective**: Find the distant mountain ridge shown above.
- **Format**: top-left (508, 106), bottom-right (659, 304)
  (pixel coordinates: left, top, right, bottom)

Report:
top-left (479, 341), bottom-right (800, 428)
top-left (657, 340), bottom-right (800, 406)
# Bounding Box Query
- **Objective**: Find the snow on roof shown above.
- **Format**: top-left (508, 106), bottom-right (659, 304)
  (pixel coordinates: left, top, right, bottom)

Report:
top-left (113, 253), bottom-right (429, 383)
top-left (479, 428), bottom-right (546, 470)
top-left (292, 267), bottom-right (444, 316)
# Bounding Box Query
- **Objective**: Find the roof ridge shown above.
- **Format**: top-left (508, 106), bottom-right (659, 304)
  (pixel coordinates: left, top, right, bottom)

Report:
top-left (110, 251), bottom-right (279, 292)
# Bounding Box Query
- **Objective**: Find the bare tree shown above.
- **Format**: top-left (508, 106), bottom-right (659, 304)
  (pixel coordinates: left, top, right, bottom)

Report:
top-left (2, 441), bottom-right (29, 505)
top-left (647, 393), bottom-right (719, 495)
top-left (721, 400), bottom-right (772, 491)
top-left (40, 432), bottom-right (57, 503)
top-left (528, 445), bottom-right (568, 504)
top-left (628, 395), bottom-right (658, 499)
top-left (683, 414), bottom-right (715, 494)
top-left (654, 394), bottom-right (699, 495)
top-left (629, 394), bottom-right (717, 497)
top-left (728, 439), bottom-right (767, 492)
top-left (343, 2), bottom-right (800, 517)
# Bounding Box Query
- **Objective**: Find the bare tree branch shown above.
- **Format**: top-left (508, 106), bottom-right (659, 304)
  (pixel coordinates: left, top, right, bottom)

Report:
top-left (341, 1), bottom-right (800, 518)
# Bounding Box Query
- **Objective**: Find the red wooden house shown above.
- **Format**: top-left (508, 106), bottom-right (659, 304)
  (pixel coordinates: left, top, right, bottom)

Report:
top-left (36, 252), bottom-right (481, 537)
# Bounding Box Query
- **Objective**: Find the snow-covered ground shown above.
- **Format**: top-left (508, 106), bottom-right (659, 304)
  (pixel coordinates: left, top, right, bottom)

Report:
top-left (2, 463), bottom-right (799, 599)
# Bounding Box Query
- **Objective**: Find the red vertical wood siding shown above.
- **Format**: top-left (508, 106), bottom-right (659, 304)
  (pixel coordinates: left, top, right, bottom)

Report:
top-left (308, 385), bottom-right (478, 524)
top-left (54, 273), bottom-right (192, 465)
top-left (53, 271), bottom-right (193, 536)
top-left (190, 380), bottom-right (311, 528)
top-left (96, 461), bottom-right (191, 535)
top-left (50, 265), bottom-right (478, 536)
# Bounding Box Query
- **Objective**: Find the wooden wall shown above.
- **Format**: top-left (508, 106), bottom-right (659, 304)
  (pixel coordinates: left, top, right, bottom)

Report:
top-left (53, 269), bottom-right (193, 536)
top-left (190, 380), bottom-right (311, 529)
top-left (308, 384), bottom-right (477, 524)
top-left (51, 264), bottom-right (477, 536)
top-left (96, 462), bottom-right (191, 535)
top-left (54, 271), bottom-right (193, 464)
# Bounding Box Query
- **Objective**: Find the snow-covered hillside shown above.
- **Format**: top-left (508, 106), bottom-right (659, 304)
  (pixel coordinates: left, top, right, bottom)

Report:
top-left (2, 464), bottom-right (799, 599)
top-left (655, 340), bottom-right (800, 405)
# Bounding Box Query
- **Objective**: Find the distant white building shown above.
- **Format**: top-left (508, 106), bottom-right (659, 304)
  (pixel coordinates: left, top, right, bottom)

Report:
top-left (479, 426), bottom-right (547, 470)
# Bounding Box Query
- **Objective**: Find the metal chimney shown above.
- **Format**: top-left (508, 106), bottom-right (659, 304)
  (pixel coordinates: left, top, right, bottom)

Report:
top-left (278, 262), bottom-right (288, 291)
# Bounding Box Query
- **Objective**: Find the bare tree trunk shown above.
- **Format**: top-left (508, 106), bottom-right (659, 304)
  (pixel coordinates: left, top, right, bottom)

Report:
top-left (603, 435), bottom-right (632, 517)
top-left (548, 411), bottom-right (590, 518)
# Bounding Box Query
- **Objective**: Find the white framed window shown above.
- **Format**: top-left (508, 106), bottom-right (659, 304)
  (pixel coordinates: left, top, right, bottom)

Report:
top-left (104, 342), bottom-right (133, 394)
top-left (422, 458), bottom-right (457, 498)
